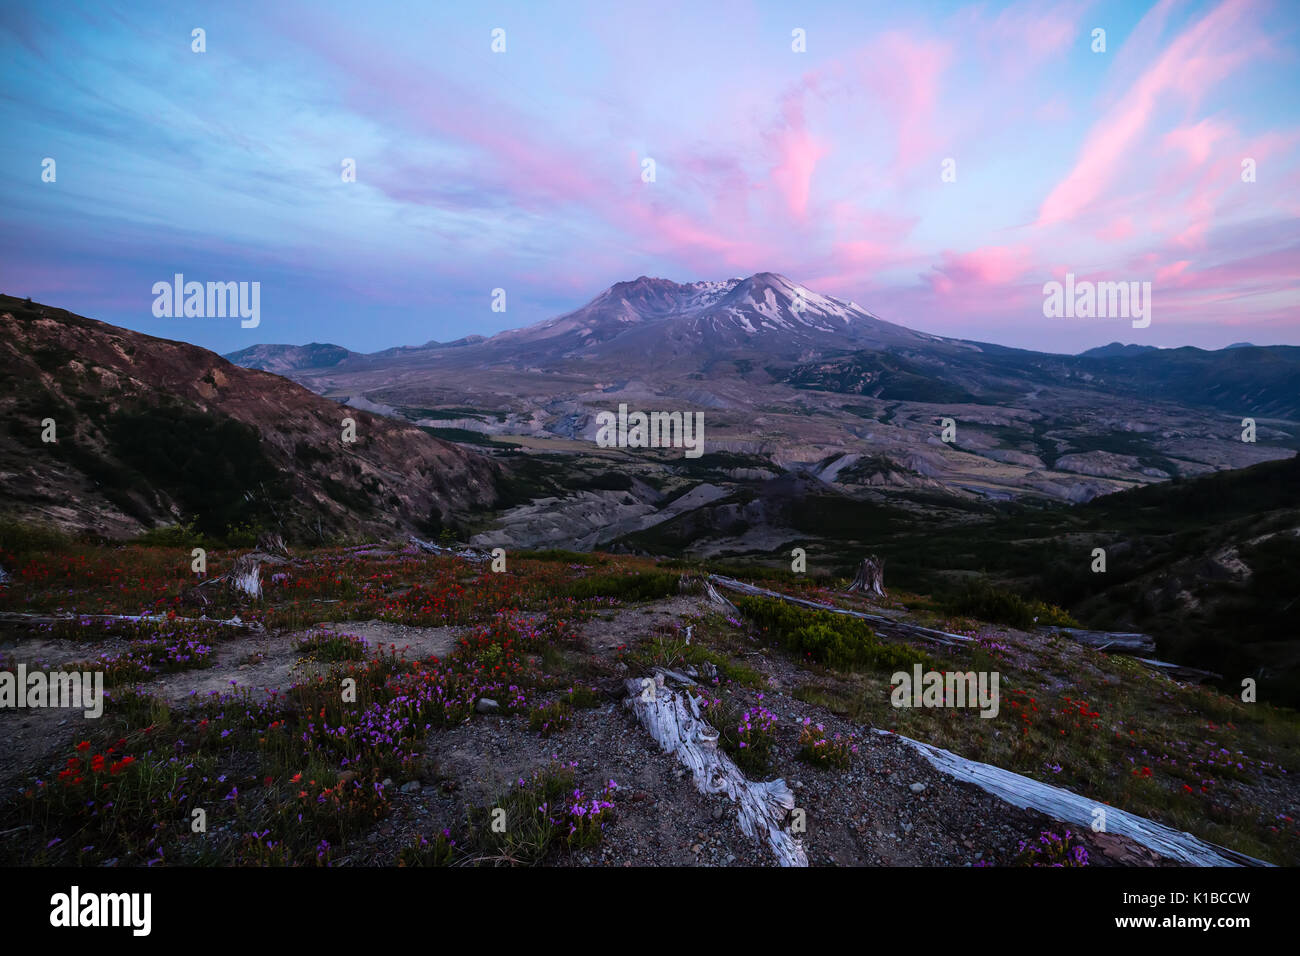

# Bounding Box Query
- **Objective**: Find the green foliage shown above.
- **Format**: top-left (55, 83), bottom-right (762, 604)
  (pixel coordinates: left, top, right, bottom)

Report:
top-left (134, 520), bottom-right (204, 547)
top-left (105, 404), bottom-right (288, 537)
top-left (418, 426), bottom-right (497, 446)
top-left (0, 517), bottom-right (71, 556)
top-left (735, 596), bottom-right (929, 671)
top-left (561, 570), bottom-right (682, 602)
top-left (468, 764), bottom-right (615, 864)
top-left (516, 548), bottom-right (607, 565)
top-left (527, 700), bottom-right (573, 736)
top-left (296, 630), bottom-right (368, 662)
top-left (944, 579), bottom-right (1078, 629)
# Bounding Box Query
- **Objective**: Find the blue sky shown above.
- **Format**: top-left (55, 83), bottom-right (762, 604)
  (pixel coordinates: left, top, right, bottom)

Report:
top-left (1, 0), bottom-right (1297, 356)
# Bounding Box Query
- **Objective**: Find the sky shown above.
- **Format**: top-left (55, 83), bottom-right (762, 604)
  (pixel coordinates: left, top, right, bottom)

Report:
top-left (0, 0), bottom-right (1297, 356)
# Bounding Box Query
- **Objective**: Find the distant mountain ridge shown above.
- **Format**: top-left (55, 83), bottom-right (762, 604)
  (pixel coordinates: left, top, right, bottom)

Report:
top-left (1079, 342), bottom-right (1159, 358)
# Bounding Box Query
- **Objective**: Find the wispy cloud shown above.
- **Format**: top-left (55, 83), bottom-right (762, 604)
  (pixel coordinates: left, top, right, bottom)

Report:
top-left (0, 0), bottom-right (1296, 353)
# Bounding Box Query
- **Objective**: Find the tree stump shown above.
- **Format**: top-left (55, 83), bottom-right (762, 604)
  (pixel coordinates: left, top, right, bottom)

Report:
top-left (844, 555), bottom-right (886, 597)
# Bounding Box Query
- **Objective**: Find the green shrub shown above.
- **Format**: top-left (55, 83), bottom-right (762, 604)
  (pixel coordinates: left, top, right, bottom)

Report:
top-left (735, 596), bottom-right (929, 671)
top-left (0, 517), bottom-right (70, 556)
top-left (134, 520), bottom-right (204, 547)
top-left (562, 570), bottom-right (681, 602)
top-left (945, 579), bottom-right (1078, 629)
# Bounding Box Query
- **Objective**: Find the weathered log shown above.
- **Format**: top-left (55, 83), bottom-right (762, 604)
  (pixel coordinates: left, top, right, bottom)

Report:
top-left (844, 555), bottom-right (886, 597)
top-left (0, 611), bottom-right (258, 630)
top-left (408, 535), bottom-right (490, 563)
top-left (1043, 626), bottom-right (1154, 654)
top-left (877, 729), bottom-right (1272, 867)
top-left (1133, 657), bottom-right (1222, 682)
top-left (624, 673), bottom-right (807, 866)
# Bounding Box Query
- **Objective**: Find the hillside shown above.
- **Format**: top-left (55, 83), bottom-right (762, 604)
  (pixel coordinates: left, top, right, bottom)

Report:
top-left (0, 295), bottom-right (501, 542)
top-left (0, 539), bottom-right (1294, 867)
top-left (605, 454), bottom-right (1300, 705)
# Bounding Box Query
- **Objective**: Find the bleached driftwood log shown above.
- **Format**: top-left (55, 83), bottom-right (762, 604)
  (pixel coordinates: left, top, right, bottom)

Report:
top-left (408, 535), bottom-right (490, 563)
top-left (876, 729), bottom-right (1271, 867)
top-left (1134, 657), bottom-right (1222, 681)
top-left (0, 612), bottom-right (257, 630)
top-left (1043, 626), bottom-right (1154, 654)
top-left (844, 555), bottom-right (886, 597)
top-left (624, 673), bottom-right (807, 867)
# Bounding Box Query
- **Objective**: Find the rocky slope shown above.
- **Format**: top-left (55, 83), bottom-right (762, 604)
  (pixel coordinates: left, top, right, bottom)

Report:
top-left (0, 295), bottom-right (501, 541)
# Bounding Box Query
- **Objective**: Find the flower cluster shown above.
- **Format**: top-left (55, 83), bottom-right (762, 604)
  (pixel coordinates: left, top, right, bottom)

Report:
top-left (1012, 829), bottom-right (1089, 867)
top-left (796, 718), bottom-right (857, 769)
top-left (733, 698), bottom-right (777, 774)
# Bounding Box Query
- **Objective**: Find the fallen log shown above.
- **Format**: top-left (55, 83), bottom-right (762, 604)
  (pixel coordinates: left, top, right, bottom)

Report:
top-left (876, 729), bottom-right (1272, 867)
top-left (1043, 626), bottom-right (1155, 655)
top-left (408, 535), bottom-right (490, 563)
top-left (1134, 657), bottom-right (1222, 682)
top-left (0, 611), bottom-right (258, 631)
top-left (624, 672), bottom-right (807, 866)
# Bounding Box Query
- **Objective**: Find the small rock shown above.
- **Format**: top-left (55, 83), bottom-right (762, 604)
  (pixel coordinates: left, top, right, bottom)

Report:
top-left (475, 697), bottom-right (500, 714)
top-left (909, 782), bottom-right (926, 793)
top-left (400, 781), bottom-right (420, 793)
top-left (712, 806), bottom-right (725, 821)
top-left (382, 778), bottom-right (393, 787)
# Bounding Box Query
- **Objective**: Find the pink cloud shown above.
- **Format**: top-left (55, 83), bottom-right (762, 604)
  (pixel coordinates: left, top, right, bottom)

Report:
top-left (1096, 217), bottom-right (1135, 241)
top-left (862, 32), bottom-right (952, 173)
top-left (927, 245), bottom-right (1034, 292)
top-left (1163, 118), bottom-right (1231, 165)
top-left (1038, 0), bottom-right (1264, 226)
top-left (767, 79), bottom-right (829, 220)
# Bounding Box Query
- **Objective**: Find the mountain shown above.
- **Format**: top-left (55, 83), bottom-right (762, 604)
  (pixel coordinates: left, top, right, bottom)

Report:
top-left (216, 272), bottom-right (1299, 510)
top-left (1079, 342), bottom-right (1159, 358)
top-left (480, 272), bottom-right (938, 365)
top-left (0, 295), bottom-right (501, 540)
top-left (1071, 344), bottom-right (1300, 419)
top-left (223, 342), bottom-right (358, 374)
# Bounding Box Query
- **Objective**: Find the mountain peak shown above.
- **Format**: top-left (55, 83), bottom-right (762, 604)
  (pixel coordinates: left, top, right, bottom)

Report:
top-left (481, 272), bottom-right (927, 360)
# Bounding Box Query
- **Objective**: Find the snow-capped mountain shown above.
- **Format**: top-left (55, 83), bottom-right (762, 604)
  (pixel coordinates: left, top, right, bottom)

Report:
top-left (486, 272), bottom-right (933, 365)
